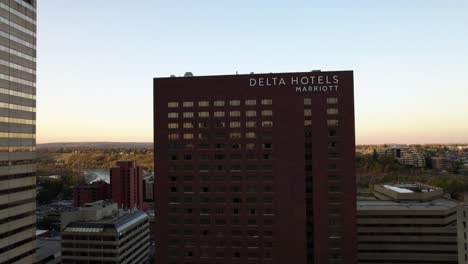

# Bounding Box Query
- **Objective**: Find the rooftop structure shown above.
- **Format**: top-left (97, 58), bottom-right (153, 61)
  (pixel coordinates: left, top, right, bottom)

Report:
top-left (373, 182), bottom-right (444, 201)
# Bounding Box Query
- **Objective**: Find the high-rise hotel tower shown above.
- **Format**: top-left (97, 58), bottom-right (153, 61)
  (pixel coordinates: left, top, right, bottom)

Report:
top-left (0, 1), bottom-right (37, 263)
top-left (154, 71), bottom-right (356, 263)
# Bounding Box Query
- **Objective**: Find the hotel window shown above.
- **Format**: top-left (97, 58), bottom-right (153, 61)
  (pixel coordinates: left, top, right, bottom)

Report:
top-left (198, 122), bottom-right (208, 128)
top-left (304, 120), bottom-right (312, 126)
top-left (304, 98), bottom-right (312, 105)
top-left (183, 122), bottom-right (194, 129)
top-left (215, 121), bottom-right (226, 128)
top-left (214, 111), bottom-right (225, 117)
top-left (214, 100), bottom-right (225, 106)
top-left (261, 99), bottom-right (273, 105)
top-left (168, 112), bottom-right (179, 118)
top-left (168, 123), bottom-right (179, 129)
top-left (230, 121), bottom-right (241, 128)
top-left (246, 121), bottom-right (256, 128)
top-left (246, 110), bottom-right (257, 117)
top-left (262, 143), bottom-right (272, 149)
top-left (183, 112), bottom-right (194, 118)
top-left (327, 120), bottom-right (339, 126)
top-left (230, 111), bottom-right (241, 117)
top-left (327, 97), bottom-right (338, 104)
top-left (198, 133), bottom-right (209, 139)
top-left (245, 99), bottom-right (256, 105)
top-left (183, 101), bottom-right (194, 107)
top-left (230, 132), bottom-right (242, 139)
top-left (198, 111), bottom-right (210, 118)
top-left (229, 100), bottom-right (241, 106)
top-left (246, 143), bottom-right (255, 150)
top-left (168, 102), bottom-right (179, 108)
top-left (327, 108), bottom-right (339, 115)
top-left (168, 133), bottom-right (179, 140)
top-left (246, 132), bottom-right (256, 139)
top-left (262, 121), bottom-right (273, 127)
top-left (261, 110), bottom-right (273, 116)
top-left (183, 133), bottom-right (194, 140)
top-left (304, 109), bottom-right (312, 117)
top-left (198, 101), bottom-right (210, 107)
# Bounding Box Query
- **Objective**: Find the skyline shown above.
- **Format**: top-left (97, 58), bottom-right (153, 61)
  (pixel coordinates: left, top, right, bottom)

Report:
top-left (37, 1), bottom-right (468, 144)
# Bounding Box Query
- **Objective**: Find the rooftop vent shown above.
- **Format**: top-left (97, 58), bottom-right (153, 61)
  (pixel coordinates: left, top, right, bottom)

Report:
top-left (170, 75), bottom-right (176, 77)
top-left (184, 72), bottom-right (194, 77)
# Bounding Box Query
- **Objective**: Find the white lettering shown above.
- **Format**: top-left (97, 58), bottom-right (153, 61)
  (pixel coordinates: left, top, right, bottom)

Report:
top-left (249, 78), bottom-right (256, 87)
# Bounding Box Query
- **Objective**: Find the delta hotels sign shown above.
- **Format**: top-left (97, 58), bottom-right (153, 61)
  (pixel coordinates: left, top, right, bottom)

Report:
top-left (249, 75), bottom-right (340, 92)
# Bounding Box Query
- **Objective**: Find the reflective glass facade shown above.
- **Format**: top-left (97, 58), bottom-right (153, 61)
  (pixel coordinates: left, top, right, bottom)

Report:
top-left (0, 1), bottom-right (36, 263)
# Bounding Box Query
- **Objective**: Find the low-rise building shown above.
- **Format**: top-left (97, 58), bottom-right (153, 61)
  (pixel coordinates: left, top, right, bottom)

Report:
top-left (73, 180), bottom-right (111, 207)
top-left (357, 183), bottom-right (467, 264)
top-left (60, 200), bottom-right (151, 264)
top-left (377, 145), bottom-right (425, 167)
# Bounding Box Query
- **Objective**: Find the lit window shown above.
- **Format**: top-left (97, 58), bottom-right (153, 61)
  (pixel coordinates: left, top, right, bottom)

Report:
top-left (327, 97), bottom-right (338, 104)
top-left (261, 110), bottom-right (273, 116)
top-left (246, 121), bottom-right (256, 128)
top-left (230, 132), bottom-right (242, 139)
top-left (327, 108), bottom-right (339, 115)
top-left (183, 101), bottom-right (194, 107)
top-left (214, 100), bottom-right (225, 107)
top-left (246, 110), bottom-right (257, 117)
top-left (198, 101), bottom-right (210, 107)
top-left (168, 133), bottom-right (179, 140)
top-left (168, 112), bottom-right (179, 118)
top-left (183, 133), bottom-right (194, 139)
top-left (183, 123), bottom-right (193, 129)
top-left (246, 132), bottom-right (256, 139)
top-left (168, 102), bottom-right (179, 108)
top-left (230, 111), bottom-right (241, 117)
top-left (168, 123), bottom-right (179, 129)
top-left (327, 120), bottom-right (339, 126)
top-left (246, 143), bottom-right (255, 150)
top-left (304, 109), bottom-right (312, 116)
top-left (304, 120), bottom-right (312, 126)
top-left (261, 99), bottom-right (272, 105)
top-left (245, 99), bottom-right (256, 105)
top-left (229, 100), bottom-right (241, 106)
top-left (304, 98), bottom-right (312, 105)
top-left (230, 122), bottom-right (241, 128)
top-left (198, 112), bottom-right (210, 118)
top-left (261, 121), bottom-right (273, 127)
top-left (214, 111), bottom-right (225, 117)
top-left (183, 112), bottom-right (194, 118)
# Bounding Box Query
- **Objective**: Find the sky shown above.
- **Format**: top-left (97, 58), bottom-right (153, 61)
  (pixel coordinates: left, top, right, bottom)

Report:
top-left (37, 0), bottom-right (468, 145)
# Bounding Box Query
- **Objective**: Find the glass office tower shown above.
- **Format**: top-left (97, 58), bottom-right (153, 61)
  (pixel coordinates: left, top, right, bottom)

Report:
top-left (0, 1), bottom-right (37, 263)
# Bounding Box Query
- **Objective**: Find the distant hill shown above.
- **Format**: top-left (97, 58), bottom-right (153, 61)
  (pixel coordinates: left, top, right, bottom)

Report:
top-left (38, 142), bottom-right (153, 149)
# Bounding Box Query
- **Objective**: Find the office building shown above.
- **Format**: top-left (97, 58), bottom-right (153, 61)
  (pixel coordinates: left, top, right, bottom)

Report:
top-left (143, 176), bottom-right (154, 202)
top-left (61, 200), bottom-right (151, 264)
top-left (0, 1), bottom-right (37, 263)
top-left (73, 180), bottom-right (110, 207)
top-left (154, 71), bottom-right (356, 263)
top-left (357, 183), bottom-right (467, 264)
top-left (110, 161), bottom-right (143, 209)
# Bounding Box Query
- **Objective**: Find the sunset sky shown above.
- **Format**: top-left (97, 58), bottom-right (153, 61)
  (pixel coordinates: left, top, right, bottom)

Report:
top-left (37, 1), bottom-right (468, 144)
